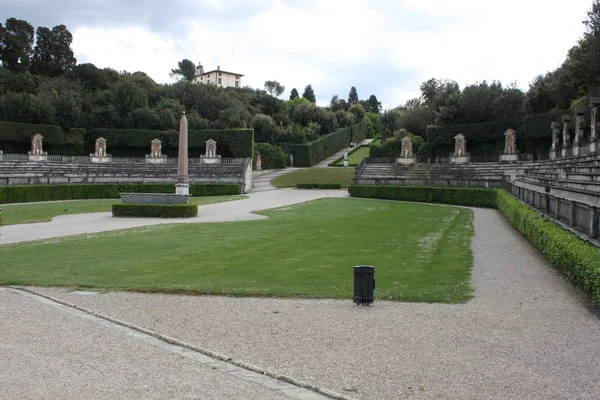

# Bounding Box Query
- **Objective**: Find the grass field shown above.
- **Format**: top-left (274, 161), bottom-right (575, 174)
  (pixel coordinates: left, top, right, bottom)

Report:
top-left (332, 146), bottom-right (370, 166)
top-left (0, 198), bottom-right (474, 303)
top-left (272, 168), bottom-right (356, 188)
top-left (0, 196), bottom-right (245, 225)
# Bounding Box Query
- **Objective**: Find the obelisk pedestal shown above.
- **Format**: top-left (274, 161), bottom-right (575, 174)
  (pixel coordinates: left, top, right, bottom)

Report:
top-left (175, 112), bottom-right (190, 196)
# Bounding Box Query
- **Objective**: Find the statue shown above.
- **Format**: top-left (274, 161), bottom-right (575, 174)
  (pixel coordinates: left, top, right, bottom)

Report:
top-left (289, 153), bottom-right (294, 167)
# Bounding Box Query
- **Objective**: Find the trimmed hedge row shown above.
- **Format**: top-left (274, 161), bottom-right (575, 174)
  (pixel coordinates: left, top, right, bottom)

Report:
top-left (0, 183), bottom-right (241, 204)
top-left (279, 121), bottom-right (366, 167)
top-left (349, 185), bottom-right (600, 306)
top-left (87, 128), bottom-right (254, 157)
top-left (496, 190), bottom-right (600, 305)
top-left (0, 120), bottom-right (64, 144)
top-left (112, 204), bottom-right (198, 218)
top-left (296, 183), bottom-right (342, 189)
top-left (254, 142), bottom-right (287, 169)
top-left (425, 110), bottom-right (569, 156)
top-left (348, 185), bottom-right (497, 208)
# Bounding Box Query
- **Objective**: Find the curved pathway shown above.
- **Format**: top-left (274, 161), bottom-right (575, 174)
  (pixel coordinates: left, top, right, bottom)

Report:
top-left (1, 189), bottom-right (600, 399)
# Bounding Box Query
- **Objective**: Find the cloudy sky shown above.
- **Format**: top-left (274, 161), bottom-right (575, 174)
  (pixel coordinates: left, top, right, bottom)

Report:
top-left (1, 0), bottom-right (594, 107)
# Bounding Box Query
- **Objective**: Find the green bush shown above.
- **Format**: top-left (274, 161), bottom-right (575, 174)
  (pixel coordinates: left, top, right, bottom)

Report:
top-left (279, 121), bottom-right (366, 167)
top-left (296, 183), bottom-right (318, 189)
top-left (255, 143), bottom-right (287, 169)
top-left (112, 204), bottom-right (198, 218)
top-left (0, 120), bottom-right (64, 145)
top-left (318, 183), bottom-right (342, 189)
top-left (0, 183), bottom-right (240, 204)
top-left (348, 185), bottom-right (497, 208)
top-left (496, 190), bottom-right (600, 305)
top-left (349, 185), bottom-right (600, 306)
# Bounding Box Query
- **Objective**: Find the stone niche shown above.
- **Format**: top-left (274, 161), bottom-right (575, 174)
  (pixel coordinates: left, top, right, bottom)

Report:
top-left (450, 133), bottom-right (468, 164)
top-left (500, 129), bottom-right (518, 162)
top-left (201, 139), bottom-right (221, 164)
top-left (90, 137), bottom-right (111, 163)
top-left (146, 138), bottom-right (167, 164)
top-left (397, 136), bottom-right (416, 165)
top-left (28, 133), bottom-right (48, 161)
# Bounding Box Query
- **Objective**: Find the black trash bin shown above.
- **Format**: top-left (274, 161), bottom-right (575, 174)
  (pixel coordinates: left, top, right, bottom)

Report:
top-left (353, 265), bottom-right (375, 305)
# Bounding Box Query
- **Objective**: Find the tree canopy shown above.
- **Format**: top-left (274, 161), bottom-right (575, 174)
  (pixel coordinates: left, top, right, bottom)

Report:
top-left (169, 59), bottom-right (196, 82)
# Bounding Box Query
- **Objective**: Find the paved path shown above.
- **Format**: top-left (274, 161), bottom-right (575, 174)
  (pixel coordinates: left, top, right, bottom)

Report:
top-left (252, 168), bottom-right (301, 192)
top-left (2, 192), bottom-right (600, 399)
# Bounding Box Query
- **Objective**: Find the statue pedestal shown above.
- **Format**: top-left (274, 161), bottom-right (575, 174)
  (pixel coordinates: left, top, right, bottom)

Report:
top-left (561, 148), bottom-right (569, 158)
top-left (175, 183), bottom-right (190, 196)
top-left (572, 145), bottom-right (580, 156)
top-left (90, 156), bottom-right (111, 163)
top-left (146, 156), bottom-right (167, 164)
top-left (589, 141), bottom-right (597, 153)
top-left (201, 157), bottom-right (220, 164)
top-left (28, 154), bottom-right (48, 162)
top-left (450, 156), bottom-right (469, 164)
top-left (396, 157), bottom-right (416, 165)
top-left (500, 154), bottom-right (518, 162)
top-left (343, 160), bottom-right (349, 167)
top-left (550, 151), bottom-right (558, 160)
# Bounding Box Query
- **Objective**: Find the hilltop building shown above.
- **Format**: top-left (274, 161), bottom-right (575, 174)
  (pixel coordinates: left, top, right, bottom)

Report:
top-left (193, 63), bottom-right (243, 88)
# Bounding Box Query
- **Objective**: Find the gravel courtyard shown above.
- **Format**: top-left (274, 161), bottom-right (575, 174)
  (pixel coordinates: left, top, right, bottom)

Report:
top-left (1, 196), bottom-right (599, 399)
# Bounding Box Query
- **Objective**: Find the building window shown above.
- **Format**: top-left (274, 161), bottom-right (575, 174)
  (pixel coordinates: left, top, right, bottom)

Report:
top-left (200, 76), bottom-right (203, 80)
top-left (235, 76), bottom-right (239, 80)
top-left (218, 72), bottom-right (222, 76)
top-left (218, 78), bottom-right (222, 85)
top-left (235, 81), bottom-right (239, 88)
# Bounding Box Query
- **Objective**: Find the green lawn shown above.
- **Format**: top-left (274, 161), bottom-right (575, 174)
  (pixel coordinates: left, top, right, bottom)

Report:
top-left (332, 146), bottom-right (370, 166)
top-left (272, 168), bottom-right (356, 188)
top-left (0, 198), bottom-right (474, 303)
top-left (0, 196), bottom-right (245, 225)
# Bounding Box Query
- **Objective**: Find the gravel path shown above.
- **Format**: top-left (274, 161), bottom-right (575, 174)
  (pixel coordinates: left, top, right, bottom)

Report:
top-left (10, 207), bottom-right (600, 399)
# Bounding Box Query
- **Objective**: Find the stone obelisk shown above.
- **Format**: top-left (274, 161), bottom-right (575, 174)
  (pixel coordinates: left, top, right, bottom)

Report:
top-left (175, 112), bottom-right (189, 196)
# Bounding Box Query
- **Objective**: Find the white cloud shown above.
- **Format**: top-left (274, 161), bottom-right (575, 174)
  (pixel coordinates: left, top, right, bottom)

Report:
top-left (70, 0), bottom-right (593, 107)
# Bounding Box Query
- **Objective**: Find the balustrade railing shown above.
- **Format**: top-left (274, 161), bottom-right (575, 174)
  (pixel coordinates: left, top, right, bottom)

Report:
top-left (0, 154), bottom-right (249, 166)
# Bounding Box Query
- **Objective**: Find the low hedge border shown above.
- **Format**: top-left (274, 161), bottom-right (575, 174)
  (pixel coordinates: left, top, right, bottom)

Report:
top-left (112, 204), bottom-right (198, 218)
top-left (296, 183), bottom-right (342, 189)
top-left (349, 184), bottom-right (600, 306)
top-left (0, 183), bottom-right (241, 204)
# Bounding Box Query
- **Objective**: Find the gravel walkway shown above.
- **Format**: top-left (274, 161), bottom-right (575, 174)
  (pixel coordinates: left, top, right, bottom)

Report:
top-left (5, 207), bottom-right (599, 399)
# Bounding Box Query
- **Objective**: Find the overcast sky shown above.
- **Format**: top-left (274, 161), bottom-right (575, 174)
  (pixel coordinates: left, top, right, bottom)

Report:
top-left (1, 0), bottom-right (594, 107)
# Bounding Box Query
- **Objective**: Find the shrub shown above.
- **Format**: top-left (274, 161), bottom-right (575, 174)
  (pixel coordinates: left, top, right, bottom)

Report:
top-left (296, 183), bottom-right (318, 189)
top-left (296, 183), bottom-right (342, 189)
top-left (0, 120), bottom-right (64, 145)
top-left (0, 183), bottom-right (240, 204)
top-left (255, 143), bottom-right (287, 169)
top-left (112, 204), bottom-right (198, 218)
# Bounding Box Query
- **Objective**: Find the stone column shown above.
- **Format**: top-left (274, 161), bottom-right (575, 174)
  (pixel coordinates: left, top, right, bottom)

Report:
top-left (175, 112), bottom-right (189, 195)
top-left (590, 97), bottom-right (600, 153)
top-left (561, 115), bottom-right (571, 158)
top-left (573, 108), bottom-right (585, 156)
top-left (550, 122), bottom-right (560, 160)
top-left (589, 207), bottom-right (598, 239)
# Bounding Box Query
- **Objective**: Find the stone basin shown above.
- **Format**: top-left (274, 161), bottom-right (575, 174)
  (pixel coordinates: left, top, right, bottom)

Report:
top-left (119, 193), bottom-right (190, 205)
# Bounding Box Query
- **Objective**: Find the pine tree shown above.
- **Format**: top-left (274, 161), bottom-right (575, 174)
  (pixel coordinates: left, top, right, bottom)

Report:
top-left (289, 88), bottom-right (299, 100)
top-left (302, 84), bottom-right (316, 103)
top-left (348, 86), bottom-right (359, 106)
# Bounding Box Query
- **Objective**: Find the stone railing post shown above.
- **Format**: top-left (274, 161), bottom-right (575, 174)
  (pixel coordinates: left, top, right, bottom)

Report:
top-left (590, 97), bottom-right (600, 153)
top-left (573, 109), bottom-right (585, 156)
top-left (561, 115), bottom-right (571, 158)
top-left (550, 122), bottom-right (560, 159)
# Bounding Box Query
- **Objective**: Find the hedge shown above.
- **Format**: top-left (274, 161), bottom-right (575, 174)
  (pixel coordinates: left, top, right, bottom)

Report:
top-left (348, 185), bottom-right (497, 208)
top-left (496, 190), bottom-right (600, 305)
top-left (112, 204), bottom-right (198, 218)
top-left (0, 120), bottom-right (64, 145)
top-left (279, 121), bottom-right (366, 167)
top-left (297, 183), bottom-right (342, 189)
top-left (425, 110), bottom-right (569, 156)
top-left (86, 128), bottom-right (254, 158)
top-left (0, 183), bottom-right (241, 204)
top-left (349, 185), bottom-right (600, 306)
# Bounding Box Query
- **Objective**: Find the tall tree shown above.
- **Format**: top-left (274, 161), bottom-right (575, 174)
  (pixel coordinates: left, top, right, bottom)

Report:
top-left (264, 80), bottom-right (285, 97)
top-left (348, 86), bottom-right (358, 106)
top-left (31, 26), bottom-right (52, 75)
top-left (289, 88), bottom-right (299, 100)
top-left (365, 94), bottom-right (381, 114)
top-left (49, 24), bottom-right (76, 76)
top-left (1, 18), bottom-right (35, 72)
top-left (302, 84), bottom-right (316, 103)
top-left (329, 94), bottom-right (347, 112)
top-left (169, 59), bottom-right (196, 81)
